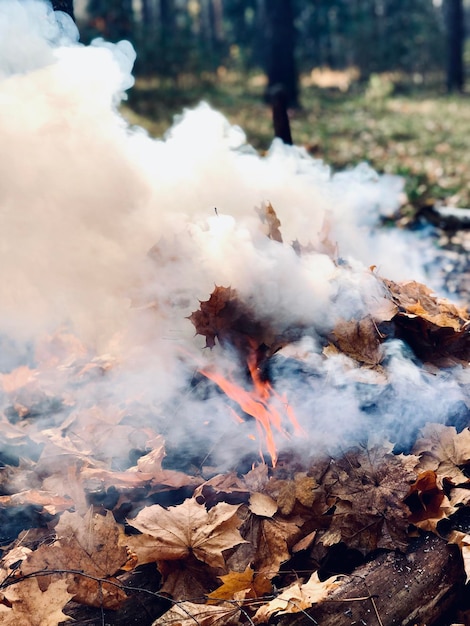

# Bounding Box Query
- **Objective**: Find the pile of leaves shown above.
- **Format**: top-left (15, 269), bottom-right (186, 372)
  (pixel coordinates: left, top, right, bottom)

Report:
top-left (0, 205), bottom-right (470, 625)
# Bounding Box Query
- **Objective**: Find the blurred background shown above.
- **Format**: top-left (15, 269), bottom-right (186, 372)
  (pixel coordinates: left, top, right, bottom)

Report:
top-left (64, 1), bottom-right (470, 212)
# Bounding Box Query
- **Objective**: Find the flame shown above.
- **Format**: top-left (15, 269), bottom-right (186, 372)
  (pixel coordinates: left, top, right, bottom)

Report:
top-left (200, 352), bottom-right (303, 466)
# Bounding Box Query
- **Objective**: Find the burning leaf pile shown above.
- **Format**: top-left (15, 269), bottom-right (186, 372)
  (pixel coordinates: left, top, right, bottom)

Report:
top-left (0, 2), bottom-right (470, 624)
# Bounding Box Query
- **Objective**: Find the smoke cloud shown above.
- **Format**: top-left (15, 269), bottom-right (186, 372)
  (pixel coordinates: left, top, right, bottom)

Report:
top-left (0, 0), bottom-right (466, 468)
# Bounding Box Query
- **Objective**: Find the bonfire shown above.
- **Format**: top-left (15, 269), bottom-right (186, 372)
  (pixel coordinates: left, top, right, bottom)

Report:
top-left (0, 2), bottom-right (469, 625)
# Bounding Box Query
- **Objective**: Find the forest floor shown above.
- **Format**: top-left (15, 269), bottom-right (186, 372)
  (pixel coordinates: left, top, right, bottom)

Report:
top-left (122, 69), bottom-right (470, 215)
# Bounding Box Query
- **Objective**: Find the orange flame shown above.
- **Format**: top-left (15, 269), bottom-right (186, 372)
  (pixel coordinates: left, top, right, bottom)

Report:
top-left (200, 356), bottom-right (303, 466)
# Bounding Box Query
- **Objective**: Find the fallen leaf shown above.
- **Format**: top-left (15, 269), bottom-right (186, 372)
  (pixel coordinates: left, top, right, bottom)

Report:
top-left (127, 499), bottom-right (245, 569)
top-left (21, 508), bottom-right (129, 609)
top-left (0, 577), bottom-right (73, 626)
top-left (207, 565), bottom-right (267, 602)
top-left (253, 572), bottom-right (341, 623)
top-left (404, 470), bottom-right (447, 525)
top-left (249, 492), bottom-right (278, 517)
top-left (332, 316), bottom-right (384, 365)
top-left (322, 442), bottom-right (417, 552)
top-left (413, 425), bottom-right (470, 484)
top-left (256, 201), bottom-right (283, 243)
top-left (152, 601), bottom-right (240, 626)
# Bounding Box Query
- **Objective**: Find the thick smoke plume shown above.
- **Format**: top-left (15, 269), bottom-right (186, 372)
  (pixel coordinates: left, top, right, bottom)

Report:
top-left (0, 0), bottom-right (467, 467)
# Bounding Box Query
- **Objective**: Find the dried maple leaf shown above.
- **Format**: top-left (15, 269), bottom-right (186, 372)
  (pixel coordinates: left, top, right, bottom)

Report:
top-left (256, 201), bottom-right (283, 243)
top-left (230, 512), bottom-right (304, 580)
top-left (404, 470), bottom-right (448, 526)
top-left (0, 577), bottom-right (72, 626)
top-left (265, 473), bottom-right (320, 515)
top-left (152, 601), bottom-right (240, 626)
top-left (127, 499), bottom-right (245, 570)
top-left (21, 508), bottom-right (129, 609)
top-left (253, 573), bottom-right (341, 623)
top-left (331, 316), bottom-right (384, 366)
top-left (321, 442), bottom-right (418, 553)
top-left (383, 278), bottom-right (470, 363)
top-left (207, 565), bottom-right (272, 603)
top-left (448, 531), bottom-right (470, 583)
top-left (413, 425), bottom-right (470, 485)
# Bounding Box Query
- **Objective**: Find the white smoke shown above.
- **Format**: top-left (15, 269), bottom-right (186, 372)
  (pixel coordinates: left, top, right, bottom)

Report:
top-left (0, 0), bottom-right (465, 467)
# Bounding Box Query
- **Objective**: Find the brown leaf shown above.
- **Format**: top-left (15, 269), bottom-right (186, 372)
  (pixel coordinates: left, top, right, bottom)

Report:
top-left (127, 499), bottom-right (245, 569)
top-left (152, 601), bottom-right (240, 626)
top-left (383, 278), bottom-right (470, 363)
top-left (413, 424), bottom-right (470, 484)
top-left (0, 578), bottom-right (73, 626)
top-left (207, 565), bottom-right (271, 603)
top-left (256, 201), bottom-right (283, 243)
top-left (332, 316), bottom-right (384, 365)
top-left (322, 442), bottom-right (418, 553)
top-left (21, 508), bottom-right (129, 609)
top-left (404, 470), bottom-right (447, 525)
top-left (253, 573), bottom-right (341, 623)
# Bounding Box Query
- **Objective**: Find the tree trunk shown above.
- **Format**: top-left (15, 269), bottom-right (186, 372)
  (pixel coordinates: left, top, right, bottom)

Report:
top-left (445, 0), bottom-right (465, 93)
top-left (263, 0), bottom-right (299, 108)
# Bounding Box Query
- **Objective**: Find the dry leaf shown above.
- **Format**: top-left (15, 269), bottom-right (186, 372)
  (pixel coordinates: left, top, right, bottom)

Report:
top-left (207, 565), bottom-right (271, 603)
top-left (404, 470), bottom-right (447, 525)
top-left (152, 601), bottom-right (240, 626)
top-left (127, 499), bottom-right (245, 569)
top-left (0, 577), bottom-right (73, 626)
top-left (249, 492), bottom-right (278, 517)
top-left (322, 442), bottom-right (418, 552)
top-left (21, 508), bottom-right (129, 609)
top-left (413, 425), bottom-right (470, 485)
top-left (448, 531), bottom-right (470, 583)
top-left (253, 573), bottom-right (341, 623)
top-left (256, 201), bottom-right (283, 243)
top-left (332, 316), bottom-right (384, 365)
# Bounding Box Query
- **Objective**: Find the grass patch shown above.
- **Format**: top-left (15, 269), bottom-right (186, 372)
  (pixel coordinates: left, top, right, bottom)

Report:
top-left (122, 71), bottom-right (470, 212)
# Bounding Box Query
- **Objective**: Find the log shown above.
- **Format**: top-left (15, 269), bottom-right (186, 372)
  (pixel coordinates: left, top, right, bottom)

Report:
top-left (277, 534), bottom-right (465, 626)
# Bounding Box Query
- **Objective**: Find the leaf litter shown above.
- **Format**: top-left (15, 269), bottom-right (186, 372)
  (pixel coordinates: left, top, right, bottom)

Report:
top-left (0, 204), bottom-right (469, 624)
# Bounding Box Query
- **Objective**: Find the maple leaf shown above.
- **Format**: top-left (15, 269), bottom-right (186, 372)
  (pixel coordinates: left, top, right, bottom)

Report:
top-left (230, 512), bottom-right (304, 580)
top-left (413, 424), bottom-right (470, 485)
top-left (331, 316), bottom-right (384, 366)
top-left (207, 565), bottom-right (272, 603)
top-left (265, 473), bottom-right (320, 515)
top-left (0, 577), bottom-right (73, 626)
top-left (21, 508), bottom-right (130, 609)
top-left (256, 201), bottom-right (283, 243)
top-left (404, 470), bottom-right (448, 527)
top-left (253, 573), bottom-right (341, 623)
top-left (448, 531), bottom-right (470, 583)
top-left (383, 278), bottom-right (470, 363)
top-left (127, 499), bottom-right (245, 570)
top-left (321, 442), bottom-right (418, 553)
top-left (152, 601), bottom-right (240, 626)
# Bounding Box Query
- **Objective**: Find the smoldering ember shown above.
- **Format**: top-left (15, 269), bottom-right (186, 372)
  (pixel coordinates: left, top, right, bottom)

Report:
top-left (0, 2), bottom-right (469, 625)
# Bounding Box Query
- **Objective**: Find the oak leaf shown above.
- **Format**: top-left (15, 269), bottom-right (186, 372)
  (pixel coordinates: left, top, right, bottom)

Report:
top-left (127, 499), bottom-right (245, 569)
top-left (253, 573), bottom-right (341, 623)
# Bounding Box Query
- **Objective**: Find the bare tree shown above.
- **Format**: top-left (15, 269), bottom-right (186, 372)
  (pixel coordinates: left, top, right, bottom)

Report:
top-left (263, 0), bottom-right (299, 108)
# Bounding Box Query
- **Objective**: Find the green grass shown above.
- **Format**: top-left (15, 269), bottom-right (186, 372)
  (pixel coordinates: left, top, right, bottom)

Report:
top-left (122, 71), bottom-right (470, 215)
